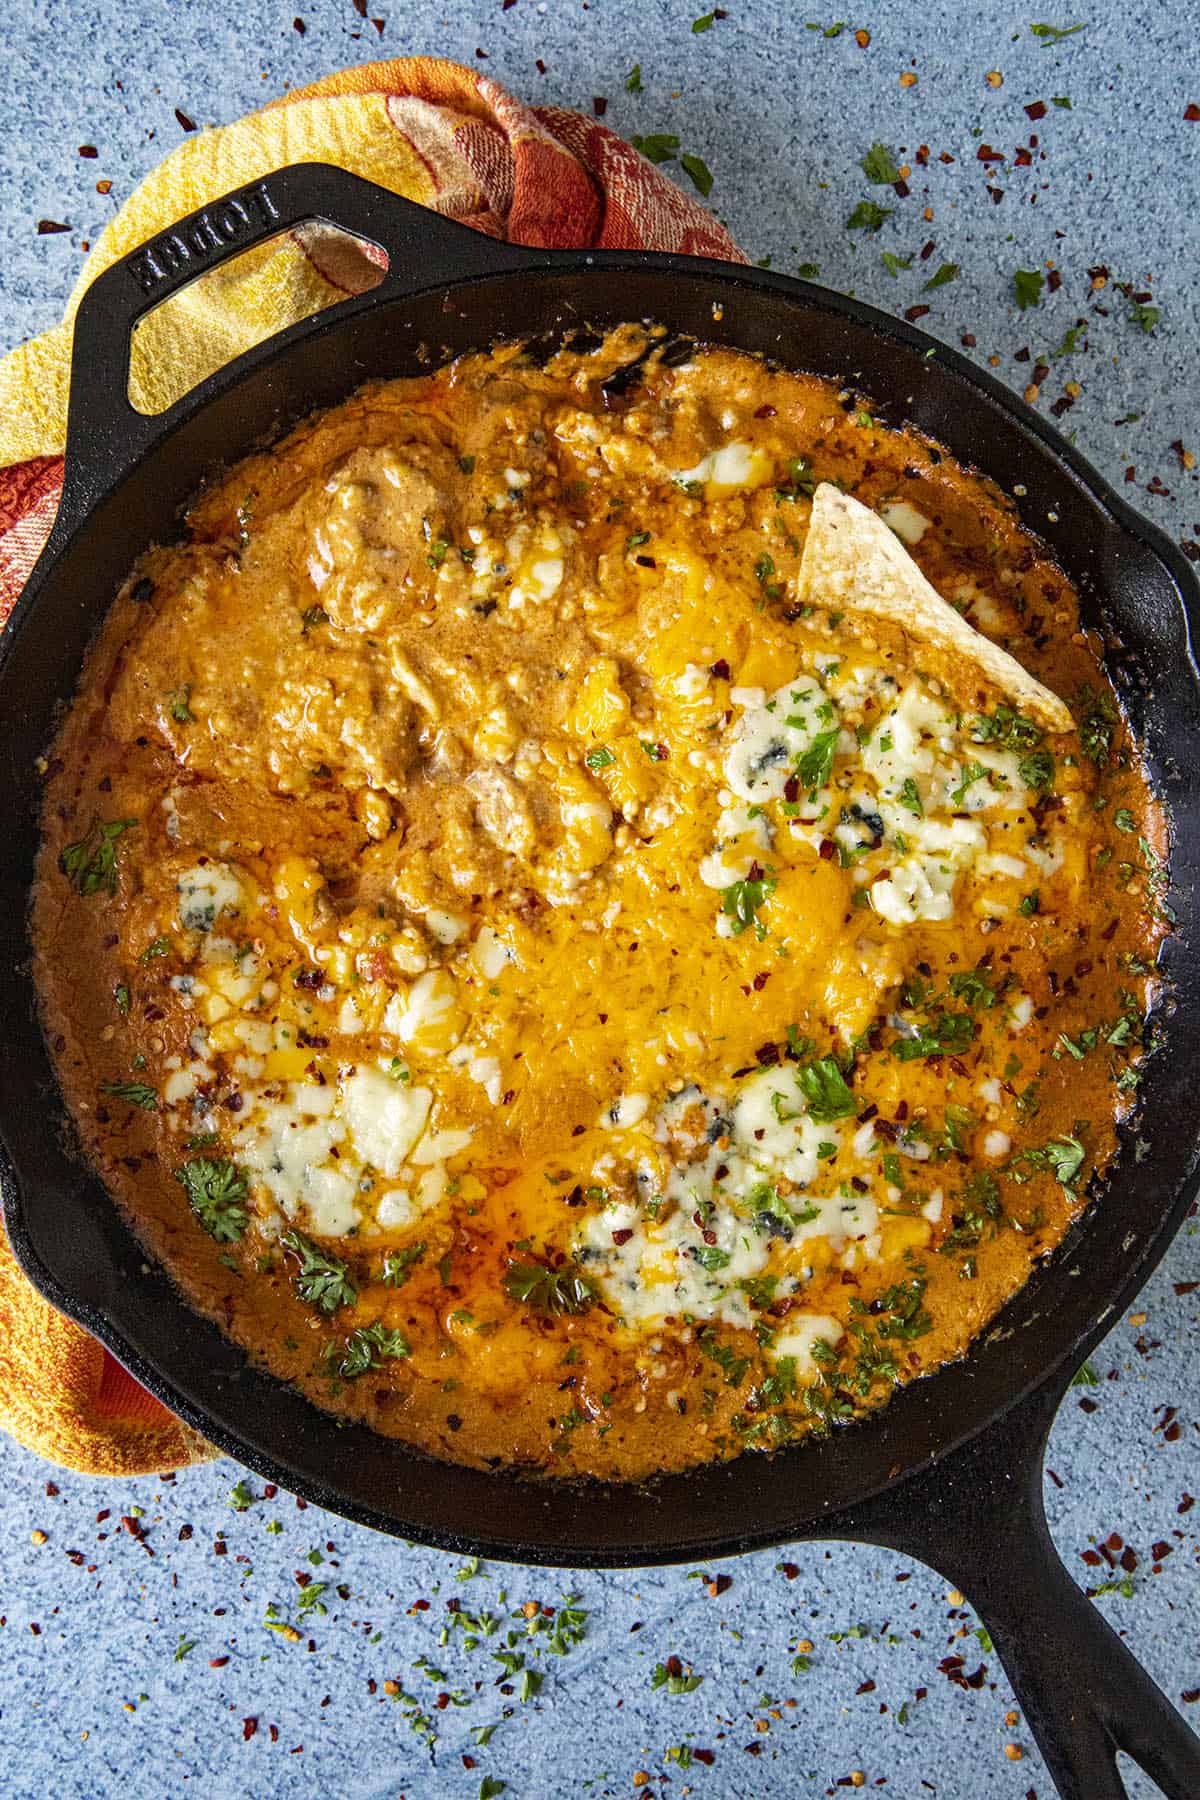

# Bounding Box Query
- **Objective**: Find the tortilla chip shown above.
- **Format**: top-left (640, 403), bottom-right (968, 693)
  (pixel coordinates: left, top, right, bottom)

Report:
top-left (796, 484), bottom-right (1075, 735)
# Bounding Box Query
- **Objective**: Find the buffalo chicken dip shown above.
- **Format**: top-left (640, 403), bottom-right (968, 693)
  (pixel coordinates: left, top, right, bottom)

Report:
top-left (33, 326), bottom-right (1167, 1478)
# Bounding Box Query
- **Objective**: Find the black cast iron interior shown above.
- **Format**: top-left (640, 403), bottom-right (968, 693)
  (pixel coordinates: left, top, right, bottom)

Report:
top-left (1, 166), bottom-right (1197, 1800)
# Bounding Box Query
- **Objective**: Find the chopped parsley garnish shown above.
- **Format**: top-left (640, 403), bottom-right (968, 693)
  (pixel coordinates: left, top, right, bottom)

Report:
top-left (631, 132), bottom-right (680, 164)
top-left (951, 761), bottom-right (988, 806)
top-left (892, 1009), bottom-right (975, 1060)
top-left (1077, 686), bottom-right (1118, 766)
top-left (139, 936), bottom-right (171, 962)
top-left (1070, 1358), bottom-right (1099, 1387)
top-left (1020, 1134), bottom-right (1087, 1188)
top-left (1019, 749), bottom-right (1055, 790)
top-left (1113, 807), bottom-right (1135, 832)
top-left (167, 685), bottom-right (193, 723)
top-left (699, 1328), bottom-right (751, 1386)
top-left (796, 727), bottom-right (839, 791)
top-left (175, 1158), bottom-right (249, 1242)
top-left (626, 530), bottom-right (651, 550)
top-left (754, 551), bottom-right (783, 598)
top-left (651, 1661), bottom-right (704, 1694)
top-left (624, 63), bottom-right (643, 92)
top-left (972, 704), bottom-right (1043, 750)
top-left (114, 984), bottom-right (131, 1016)
top-left (381, 1243), bottom-right (426, 1287)
top-left (585, 745), bottom-right (615, 770)
top-left (1018, 889), bottom-right (1041, 916)
top-left (503, 1261), bottom-right (596, 1316)
top-left (923, 262), bottom-right (959, 291)
top-left (61, 817), bottom-right (136, 897)
top-left (680, 153), bottom-right (714, 198)
top-left (846, 200), bottom-right (893, 232)
top-left (860, 142), bottom-right (900, 184)
top-left (777, 455), bottom-right (816, 497)
top-left (693, 1244), bottom-right (732, 1271)
top-left (1029, 21), bottom-right (1087, 45)
top-left (719, 874), bottom-right (776, 938)
top-left (880, 250), bottom-right (914, 278)
top-left (795, 1055), bottom-right (857, 1120)
top-left (300, 605), bottom-right (329, 632)
top-left (281, 1230), bottom-right (357, 1313)
top-left (101, 1080), bottom-right (157, 1110)
top-left (1013, 268), bottom-right (1045, 311)
top-left (897, 777), bottom-right (923, 817)
top-left (426, 539), bottom-right (449, 569)
top-left (872, 1277), bottom-right (934, 1341)
top-left (339, 1322), bottom-right (411, 1378)
top-left (948, 965), bottom-right (1001, 1009)
top-left (1127, 300), bottom-right (1159, 334)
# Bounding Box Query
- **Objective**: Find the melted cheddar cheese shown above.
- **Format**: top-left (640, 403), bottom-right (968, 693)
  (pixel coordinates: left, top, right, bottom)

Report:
top-left (33, 327), bottom-right (1166, 1479)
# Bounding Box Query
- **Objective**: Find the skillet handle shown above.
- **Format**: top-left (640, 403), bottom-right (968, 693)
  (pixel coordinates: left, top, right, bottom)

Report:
top-left (825, 1379), bottom-right (1200, 1800)
top-left (55, 161), bottom-right (527, 547)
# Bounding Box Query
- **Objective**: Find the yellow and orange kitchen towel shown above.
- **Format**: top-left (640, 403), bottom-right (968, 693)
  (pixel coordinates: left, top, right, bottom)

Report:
top-left (0, 57), bottom-right (744, 1475)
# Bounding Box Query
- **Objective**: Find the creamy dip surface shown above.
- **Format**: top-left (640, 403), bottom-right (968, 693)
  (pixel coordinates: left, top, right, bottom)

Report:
top-left (33, 326), bottom-right (1167, 1479)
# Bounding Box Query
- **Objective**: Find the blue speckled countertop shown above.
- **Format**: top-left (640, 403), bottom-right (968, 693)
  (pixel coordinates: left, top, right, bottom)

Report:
top-left (1, 4), bottom-right (1198, 1796)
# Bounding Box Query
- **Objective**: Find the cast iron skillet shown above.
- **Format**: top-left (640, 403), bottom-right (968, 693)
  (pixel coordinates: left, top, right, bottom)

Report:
top-left (1, 165), bottom-right (1197, 1800)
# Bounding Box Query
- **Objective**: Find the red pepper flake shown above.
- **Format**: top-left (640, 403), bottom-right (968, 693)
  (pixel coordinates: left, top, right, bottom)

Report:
top-left (709, 658), bottom-right (731, 679)
top-left (1025, 100), bottom-right (1047, 120)
top-left (919, 238), bottom-right (935, 260)
top-left (1047, 269), bottom-right (1062, 293)
top-left (503, 0), bottom-right (518, 8)
top-left (976, 144), bottom-right (1004, 164)
top-left (1077, 1397), bottom-right (1098, 1414)
top-left (1183, 1689), bottom-right (1200, 1704)
top-left (856, 1679), bottom-right (877, 1694)
top-left (535, 57), bottom-right (547, 73)
top-left (593, 96), bottom-right (608, 116)
top-left (37, 220), bottom-right (71, 235)
top-left (214, 1540), bottom-right (228, 1556)
top-left (1151, 1540), bottom-right (1173, 1561)
top-left (78, 145), bottom-right (98, 159)
top-left (371, 17), bottom-right (384, 33)
top-left (45, 1481), bottom-right (59, 1497)
top-left (210, 1655), bottom-right (230, 1668)
top-left (65, 1550), bottom-right (85, 1566)
top-left (474, 46), bottom-right (489, 58)
top-left (293, 17), bottom-right (306, 32)
top-left (914, 144), bottom-right (930, 165)
top-left (269, 1725), bottom-right (279, 1743)
top-left (778, 1561), bottom-right (800, 1580)
top-left (904, 304), bottom-right (931, 322)
top-left (612, 1228), bottom-right (634, 1245)
top-left (754, 403), bottom-right (777, 419)
top-left (174, 108), bottom-right (197, 133)
top-left (1178, 1493), bottom-right (1195, 1514)
top-left (1185, 104), bottom-right (1200, 122)
top-left (694, 1748), bottom-right (716, 1765)
top-left (707, 1574), bottom-right (733, 1597)
top-left (242, 1717), bottom-right (258, 1741)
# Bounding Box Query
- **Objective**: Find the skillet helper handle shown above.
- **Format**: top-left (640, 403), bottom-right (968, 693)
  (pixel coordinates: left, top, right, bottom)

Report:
top-left (832, 1381), bottom-right (1200, 1800)
top-left (57, 161), bottom-right (522, 542)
